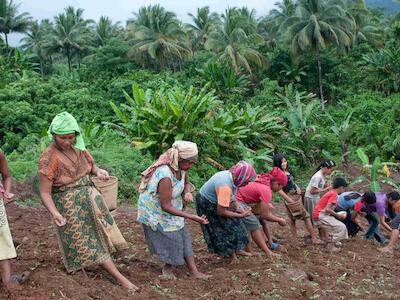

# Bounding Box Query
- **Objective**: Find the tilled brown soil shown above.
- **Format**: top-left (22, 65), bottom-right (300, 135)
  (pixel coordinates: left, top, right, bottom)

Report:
top-left (2, 199), bottom-right (400, 300)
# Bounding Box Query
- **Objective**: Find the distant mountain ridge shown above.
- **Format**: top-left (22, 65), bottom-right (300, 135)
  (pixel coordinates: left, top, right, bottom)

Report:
top-left (365, 0), bottom-right (400, 15)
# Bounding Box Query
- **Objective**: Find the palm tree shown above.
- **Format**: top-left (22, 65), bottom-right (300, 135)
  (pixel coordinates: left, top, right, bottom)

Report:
top-left (0, 0), bottom-right (31, 51)
top-left (258, 1), bottom-right (296, 50)
top-left (348, 0), bottom-right (383, 47)
top-left (127, 5), bottom-right (191, 70)
top-left (43, 6), bottom-right (92, 71)
top-left (21, 20), bottom-right (52, 75)
top-left (186, 6), bottom-right (219, 51)
top-left (205, 7), bottom-right (265, 74)
top-left (92, 16), bottom-right (122, 47)
top-left (284, 0), bottom-right (354, 109)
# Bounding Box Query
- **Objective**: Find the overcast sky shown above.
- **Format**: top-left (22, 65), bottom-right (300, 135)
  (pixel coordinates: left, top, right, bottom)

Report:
top-left (8, 0), bottom-right (277, 46)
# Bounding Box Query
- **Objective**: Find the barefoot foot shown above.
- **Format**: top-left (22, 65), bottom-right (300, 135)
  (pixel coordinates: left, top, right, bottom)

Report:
top-left (236, 250), bottom-right (253, 257)
top-left (190, 271), bottom-right (212, 280)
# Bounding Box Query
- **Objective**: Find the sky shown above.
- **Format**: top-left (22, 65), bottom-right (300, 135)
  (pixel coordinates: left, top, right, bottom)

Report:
top-left (8, 0), bottom-right (277, 46)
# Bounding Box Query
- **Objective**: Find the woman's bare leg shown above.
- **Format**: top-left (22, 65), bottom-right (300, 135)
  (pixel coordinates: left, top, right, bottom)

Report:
top-left (0, 259), bottom-right (11, 284)
top-left (101, 259), bottom-right (138, 291)
top-left (250, 229), bottom-right (274, 258)
top-left (184, 256), bottom-right (209, 279)
top-left (289, 219), bottom-right (298, 241)
top-left (305, 218), bottom-right (323, 244)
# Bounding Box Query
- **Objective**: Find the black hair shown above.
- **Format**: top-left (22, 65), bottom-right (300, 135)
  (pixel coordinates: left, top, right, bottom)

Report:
top-left (344, 192), bottom-right (361, 200)
top-left (320, 159), bottom-right (336, 169)
top-left (388, 191), bottom-right (400, 201)
top-left (316, 159), bottom-right (336, 172)
top-left (395, 154), bottom-right (400, 161)
top-left (362, 192), bottom-right (376, 204)
top-left (273, 153), bottom-right (285, 171)
top-left (332, 177), bottom-right (347, 189)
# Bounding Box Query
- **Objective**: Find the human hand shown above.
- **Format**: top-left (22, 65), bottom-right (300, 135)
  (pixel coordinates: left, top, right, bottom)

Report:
top-left (324, 185), bottom-right (332, 191)
top-left (183, 192), bottom-right (193, 202)
top-left (52, 212), bottom-right (67, 227)
top-left (240, 207), bottom-right (252, 217)
top-left (3, 192), bottom-right (15, 204)
top-left (191, 214), bottom-right (209, 224)
top-left (278, 218), bottom-right (287, 226)
top-left (97, 169), bottom-right (110, 181)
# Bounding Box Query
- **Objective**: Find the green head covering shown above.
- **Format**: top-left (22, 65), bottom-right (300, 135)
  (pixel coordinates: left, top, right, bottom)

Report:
top-left (48, 112), bottom-right (86, 151)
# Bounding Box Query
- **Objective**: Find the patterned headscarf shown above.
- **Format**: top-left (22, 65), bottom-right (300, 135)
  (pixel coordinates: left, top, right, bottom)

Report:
top-left (48, 112), bottom-right (85, 151)
top-left (229, 161), bottom-right (256, 187)
top-left (139, 141), bottom-right (198, 193)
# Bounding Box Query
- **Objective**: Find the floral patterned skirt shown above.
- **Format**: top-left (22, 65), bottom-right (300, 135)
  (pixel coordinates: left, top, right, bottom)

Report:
top-left (195, 193), bottom-right (248, 257)
top-left (52, 176), bottom-right (127, 272)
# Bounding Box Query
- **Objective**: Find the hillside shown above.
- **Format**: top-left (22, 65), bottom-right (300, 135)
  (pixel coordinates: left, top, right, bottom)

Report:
top-left (366, 0), bottom-right (400, 14)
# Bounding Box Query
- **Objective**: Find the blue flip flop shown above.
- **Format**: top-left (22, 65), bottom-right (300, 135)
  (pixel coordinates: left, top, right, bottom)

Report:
top-left (270, 242), bottom-right (279, 250)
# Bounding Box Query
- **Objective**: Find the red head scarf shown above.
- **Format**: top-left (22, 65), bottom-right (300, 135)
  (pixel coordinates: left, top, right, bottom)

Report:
top-left (229, 161), bottom-right (256, 187)
top-left (268, 167), bottom-right (288, 187)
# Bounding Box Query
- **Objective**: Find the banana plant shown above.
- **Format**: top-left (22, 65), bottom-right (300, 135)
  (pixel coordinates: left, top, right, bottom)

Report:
top-left (326, 110), bottom-right (354, 168)
top-left (109, 83), bottom-right (221, 155)
top-left (352, 148), bottom-right (397, 192)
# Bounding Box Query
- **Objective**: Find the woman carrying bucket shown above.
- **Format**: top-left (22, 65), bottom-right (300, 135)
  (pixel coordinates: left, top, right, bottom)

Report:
top-left (273, 154), bottom-right (322, 244)
top-left (39, 112), bottom-right (138, 292)
top-left (137, 141), bottom-right (209, 279)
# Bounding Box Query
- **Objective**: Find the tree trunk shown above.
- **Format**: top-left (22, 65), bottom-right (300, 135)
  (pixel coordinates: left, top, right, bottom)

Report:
top-left (341, 143), bottom-right (349, 169)
top-left (40, 60), bottom-right (44, 76)
top-left (4, 33), bottom-right (9, 52)
top-left (66, 47), bottom-right (72, 72)
top-left (78, 52), bottom-right (81, 70)
top-left (316, 49), bottom-right (325, 110)
top-left (159, 52), bottom-right (164, 71)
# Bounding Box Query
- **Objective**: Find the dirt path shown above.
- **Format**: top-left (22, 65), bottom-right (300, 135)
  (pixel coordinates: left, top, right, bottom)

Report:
top-left (2, 202), bottom-right (400, 299)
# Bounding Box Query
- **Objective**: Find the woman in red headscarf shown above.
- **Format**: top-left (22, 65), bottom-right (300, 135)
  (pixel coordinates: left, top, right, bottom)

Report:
top-left (236, 167), bottom-right (288, 255)
top-left (195, 161), bottom-right (255, 261)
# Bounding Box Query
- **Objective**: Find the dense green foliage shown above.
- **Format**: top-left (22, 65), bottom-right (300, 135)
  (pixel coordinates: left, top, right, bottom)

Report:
top-left (1, 0), bottom-right (400, 204)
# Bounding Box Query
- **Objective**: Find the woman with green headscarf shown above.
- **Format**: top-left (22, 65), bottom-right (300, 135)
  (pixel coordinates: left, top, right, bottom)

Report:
top-left (38, 112), bottom-right (138, 292)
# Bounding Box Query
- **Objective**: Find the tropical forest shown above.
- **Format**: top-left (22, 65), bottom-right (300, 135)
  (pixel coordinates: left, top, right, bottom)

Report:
top-left (1, 0), bottom-right (400, 298)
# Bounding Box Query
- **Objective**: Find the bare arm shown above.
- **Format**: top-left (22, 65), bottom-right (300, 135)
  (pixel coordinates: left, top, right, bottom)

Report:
top-left (0, 151), bottom-right (12, 193)
top-left (351, 211), bottom-right (363, 228)
top-left (259, 201), bottom-right (286, 225)
top-left (158, 178), bottom-right (207, 224)
top-left (216, 204), bottom-right (249, 218)
top-left (0, 151), bottom-right (14, 203)
top-left (39, 174), bottom-right (66, 226)
top-left (379, 215), bottom-right (392, 233)
top-left (309, 186), bottom-right (331, 195)
top-left (277, 189), bottom-right (295, 203)
top-left (326, 203), bottom-right (345, 220)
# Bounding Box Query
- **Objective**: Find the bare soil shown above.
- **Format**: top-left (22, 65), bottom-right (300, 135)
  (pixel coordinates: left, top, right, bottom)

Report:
top-left (2, 200), bottom-right (400, 300)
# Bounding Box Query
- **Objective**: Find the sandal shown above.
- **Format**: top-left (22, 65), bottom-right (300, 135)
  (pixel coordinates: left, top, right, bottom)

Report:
top-left (270, 242), bottom-right (279, 251)
top-left (10, 271), bottom-right (31, 284)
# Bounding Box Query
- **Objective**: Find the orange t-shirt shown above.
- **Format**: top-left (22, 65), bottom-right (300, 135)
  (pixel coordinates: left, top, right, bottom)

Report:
top-left (312, 190), bottom-right (338, 220)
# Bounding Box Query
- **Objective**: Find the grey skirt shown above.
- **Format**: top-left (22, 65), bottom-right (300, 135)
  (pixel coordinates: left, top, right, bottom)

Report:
top-left (142, 224), bottom-right (193, 266)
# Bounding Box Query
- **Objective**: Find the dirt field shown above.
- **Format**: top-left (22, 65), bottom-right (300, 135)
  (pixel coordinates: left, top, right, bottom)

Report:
top-left (2, 198), bottom-right (400, 300)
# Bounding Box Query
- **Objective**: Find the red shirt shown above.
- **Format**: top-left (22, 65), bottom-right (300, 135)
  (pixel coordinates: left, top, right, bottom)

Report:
top-left (312, 190), bottom-right (338, 220)
top-left (236, 181), bottom-right (272, 204)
